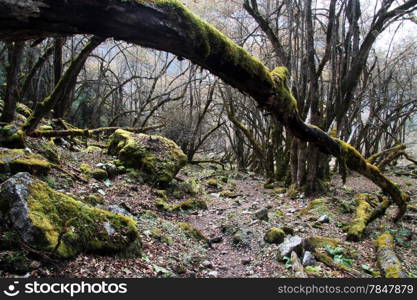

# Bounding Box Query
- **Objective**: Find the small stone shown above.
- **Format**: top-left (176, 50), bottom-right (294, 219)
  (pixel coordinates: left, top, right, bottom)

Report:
top-left (254, 208), bottom-right (269, 221)
top-left (241, 258), bottom-right (251, 265)
top-left (201, 260), bottom-right (213, 269)
top-left (302, 251), bottom-right (316, 267)
top-left (317, 215), bottom-right (330, 224)
top-left (208, 271), bottom-right (219, 277)
top-left (277, 236), bottom-right (304, 260)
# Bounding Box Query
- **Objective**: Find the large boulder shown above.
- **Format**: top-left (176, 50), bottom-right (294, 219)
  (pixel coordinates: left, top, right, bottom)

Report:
top-left (0, 172), bottom-right (140, 258)
top-left (0, 148), bottom-right (50, 181)
top-left (108, 129), bottom-right (187, 186)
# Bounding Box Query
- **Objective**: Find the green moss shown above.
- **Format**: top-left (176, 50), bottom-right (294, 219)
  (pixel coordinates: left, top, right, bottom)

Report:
top-left (207, 178), bottom-right (219, 188)
top-left (307, 236), bottom-right (341, 249)
top-left (0, 124), bottom-right (25, 148)
top-left (299, 198), bottom-right (332, 216)
top-left (375, 232), bottom-right (394, 250)
top-left (82, 146), bottom-right (103, 153)
top-left (178, 178), bottom-right (202, 195)
top-left (0, 148), bottom-right (50, 176)
top-left (347, 194), bottom-right (373, 240)
top-left (219, 190), bottom-right (237, 198)
top-left (171, 199), bottom-right (208, 211)
top-left (91, 168), bottom-right (108, 180)
top-left (176, 222), bottom-right (207, 242)
top-left (38, 125), bottom-right (53, 131)
top-left (108, 129), bottom-right (186, 186)
top-left (155, 197), bottom-right (171, 211)
top-left (39, 139), bottom-right (60, 163)
top-left (16, 103), bottom-right (32, 118)
top-left (79, 163), bottom-right (108, 180)
top-left (264, 227), bottom-right (285, 244)
top-left (24, 180), bottom-right (140, 257)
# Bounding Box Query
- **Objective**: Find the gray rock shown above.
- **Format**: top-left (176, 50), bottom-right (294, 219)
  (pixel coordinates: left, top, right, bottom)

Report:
top-left (317, 214), bottom-right (330, 224)
top-left (208, 271), bottom-right (219, 277)
top-left (302, 251), bottom-right (316, 267)
top-left (241, 258), bottom-right (251, 265)
top-left (254, 208), bottom-right (269, 221)
top-left (0, 172), bottom-right (37, 243)
top-left (201, 260), bottom-right (213, 269)
top-left (277, 236), bottom-right (304, 260)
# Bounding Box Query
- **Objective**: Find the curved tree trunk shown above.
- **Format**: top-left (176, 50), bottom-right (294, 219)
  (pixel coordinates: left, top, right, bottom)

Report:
top-left (0, 0), bottom-right (410, 220)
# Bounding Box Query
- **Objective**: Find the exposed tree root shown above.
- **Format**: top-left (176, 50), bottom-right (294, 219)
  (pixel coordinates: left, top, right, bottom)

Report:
top-left (346, 194), bottom-right (391, 241)
top-left (375, 232), bottom-right (406, 278)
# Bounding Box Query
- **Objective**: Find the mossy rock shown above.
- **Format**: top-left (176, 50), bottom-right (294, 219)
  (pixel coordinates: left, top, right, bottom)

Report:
top-left (29, 138), bottom-right (60, 163)
top-left (79, 163), bottom-right (108, 180)
top-left (108, 129), bottom-right (186, 186)
top-left (264, 227), bottom-right (285, 244)
top-left (82, 146), bottom-right (103, 153)
top-left (0, 172), bottom-right (140, 258)
top-left (0, 124), bottom-right (25, 149)
top-left (206, 178), bottom-right (219, 188)
top-left (177, 178), bottom-right (202, 196)
top-left (0, 148), bottom-right (50, 179)
top-left (171, 199), bottom-right (208, 211)
top-left (91, 168), bottom-right (108, 180)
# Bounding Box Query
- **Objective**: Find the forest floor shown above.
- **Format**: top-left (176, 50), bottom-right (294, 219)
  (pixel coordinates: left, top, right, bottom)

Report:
top-left (2, 137), bottom-right (417, 278)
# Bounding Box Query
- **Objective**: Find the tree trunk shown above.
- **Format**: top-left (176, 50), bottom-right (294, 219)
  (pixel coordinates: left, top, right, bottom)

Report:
top-left (0, 41), bottom-right (24, 123)
top-left (23, 36), bottom-right (104, 133)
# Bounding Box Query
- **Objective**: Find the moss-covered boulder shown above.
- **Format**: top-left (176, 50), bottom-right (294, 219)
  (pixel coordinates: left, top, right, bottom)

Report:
top-left (108, 129), bottom-right (187, 186)
top-left (264, 227), bottom-right (285, 244)
top-left (0, 124), bottom-right (25, 149)
top-left (0, 148), bottom-right (50, 181)
top-left (171, 199), bottom-right (208, 211)
top-left (0, 172), bottom-right (140, 258)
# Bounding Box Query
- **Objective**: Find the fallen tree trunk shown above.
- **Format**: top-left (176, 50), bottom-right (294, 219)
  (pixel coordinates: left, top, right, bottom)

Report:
top-left (29, 124), bottom-right (163, 138)
top-left (375, 232), bottom-right (406, 278)
top-left (0, 0), bottom-right (409, 220)
top-left (346, 194), bottom-right (391, 241)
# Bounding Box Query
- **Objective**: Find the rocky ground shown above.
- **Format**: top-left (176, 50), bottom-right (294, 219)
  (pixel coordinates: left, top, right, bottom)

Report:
top-left (1, 136), bottom-right (416, 278)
